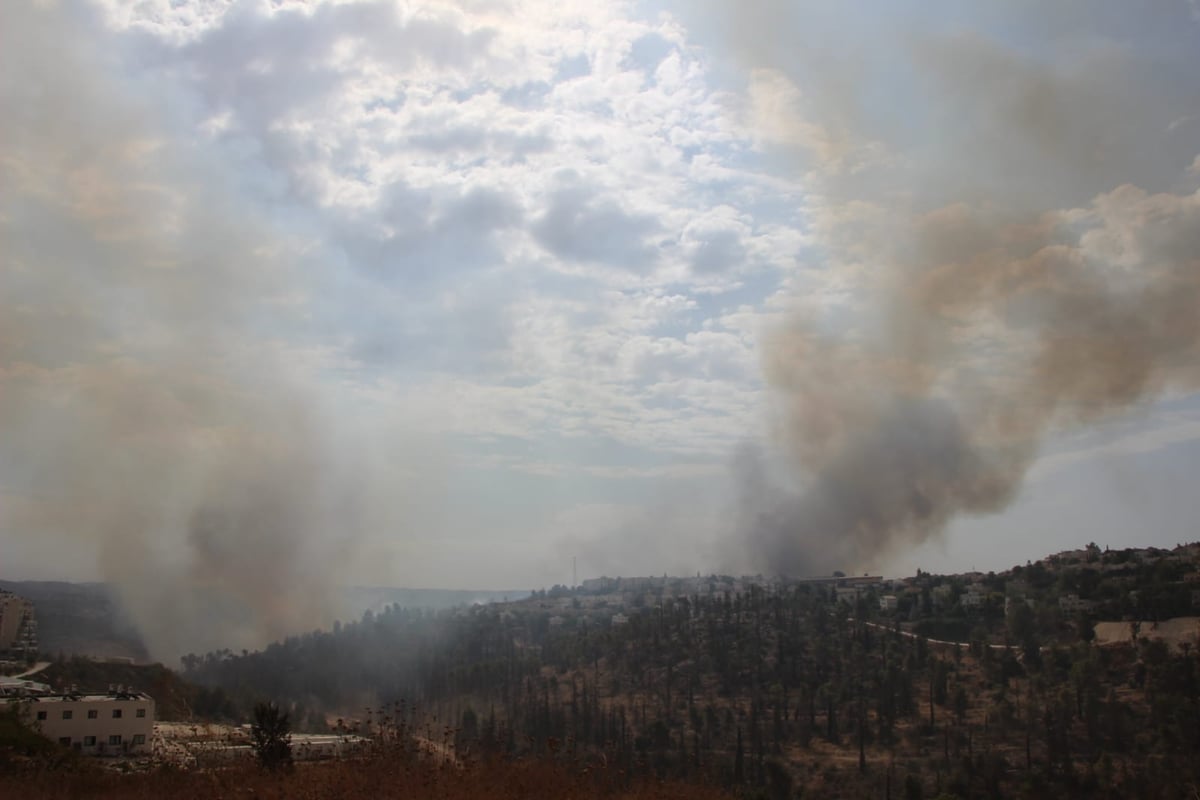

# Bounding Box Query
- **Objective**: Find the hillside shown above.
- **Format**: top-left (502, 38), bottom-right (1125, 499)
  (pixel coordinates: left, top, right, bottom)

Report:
top-left (179, 544), bottom-right (1200, 799)
top-left (7, 545), bottom-right (1197, 797)
top-left (0, 580), bottom-right (530, 667)
top-left (33, 658), bottom-right (235, 722)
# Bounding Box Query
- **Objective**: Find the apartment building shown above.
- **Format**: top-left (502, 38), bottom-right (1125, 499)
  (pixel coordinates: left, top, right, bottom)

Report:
top-left (8, 688), bottom-right (155, 755)
top-left (0, 590), bottom-right (38, 657)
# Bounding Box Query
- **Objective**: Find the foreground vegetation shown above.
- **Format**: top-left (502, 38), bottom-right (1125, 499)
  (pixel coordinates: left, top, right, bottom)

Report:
top-left (0, 742), bottom-right (730, 800)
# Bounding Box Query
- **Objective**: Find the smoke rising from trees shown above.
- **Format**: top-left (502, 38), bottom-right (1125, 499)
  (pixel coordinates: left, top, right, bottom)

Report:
top-left (0, 3), bottom-right (401, 660)
top-left (716, 1), bottom-right (1200, 574)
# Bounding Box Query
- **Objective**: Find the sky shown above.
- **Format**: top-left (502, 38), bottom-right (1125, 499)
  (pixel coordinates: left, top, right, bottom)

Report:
top-left (2, 0), bottom-right (1199, 656)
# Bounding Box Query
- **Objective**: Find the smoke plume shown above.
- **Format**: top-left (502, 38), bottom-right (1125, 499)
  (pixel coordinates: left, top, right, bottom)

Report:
top-left (717, 2), bottom-right (1200, 574)
top-left (0, 3), bottom-right (395, 659)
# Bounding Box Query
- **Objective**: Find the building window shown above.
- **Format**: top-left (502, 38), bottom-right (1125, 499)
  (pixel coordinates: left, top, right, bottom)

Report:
top-left (132, 734), bottom-right (146, 745)
top-left (62, 710), bottom-right (73, 720)
top-left (58, 737), bottom-right (71, 746)
top-left (87, 710), bottom-right (98, 719)
top-left (136, 708), bottom-right (146, 718)
top-left (36, 710), bottom-right (47, 720)
top-left (108, 734), bottom-right (122, 745)
top-left (112, 709), bottom-right (123, 719)
top-left (84, 736), bottom-right (96, 746)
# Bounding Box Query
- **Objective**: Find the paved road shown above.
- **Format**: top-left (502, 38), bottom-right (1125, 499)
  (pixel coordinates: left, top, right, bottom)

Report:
top-left (861, 620), bottom-right (1014, 650)
top-left (6, 661), bottom-right (51, 678)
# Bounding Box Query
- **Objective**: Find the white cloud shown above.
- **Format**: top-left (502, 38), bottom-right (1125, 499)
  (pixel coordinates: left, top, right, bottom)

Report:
top-left (1031, 408), bottom-right (1200, 480)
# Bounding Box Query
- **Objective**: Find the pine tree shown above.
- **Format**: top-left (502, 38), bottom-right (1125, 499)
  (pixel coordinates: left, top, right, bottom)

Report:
top-left (250, 701), bottom-right (293, 772)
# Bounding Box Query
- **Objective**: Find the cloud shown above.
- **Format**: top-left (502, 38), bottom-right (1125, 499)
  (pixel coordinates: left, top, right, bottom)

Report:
top-left (340, 182), bottom-right (523, 285)
top-left (624, 32), bottom-right (676, 75)
top-left (1031, 407), bottom-right (1200, 480)
top-left (682, 206), bottom-right (751, 274)
top-left (531, 179), bottom-right (661, 270)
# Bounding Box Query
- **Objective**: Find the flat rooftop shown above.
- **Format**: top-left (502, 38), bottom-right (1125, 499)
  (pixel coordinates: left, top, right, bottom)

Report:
top-left (7, 692), bottom-right (152, 702)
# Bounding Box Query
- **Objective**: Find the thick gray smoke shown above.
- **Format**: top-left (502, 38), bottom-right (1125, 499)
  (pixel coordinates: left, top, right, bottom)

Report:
top-left (712, 1), bottom-right (1200, 574)
top-left (0, 3), bottom-right (393, 659)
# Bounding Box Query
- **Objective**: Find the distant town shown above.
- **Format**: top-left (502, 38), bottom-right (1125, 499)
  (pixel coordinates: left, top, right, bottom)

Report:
top-left (509, 542), bottom-right (1200, 647)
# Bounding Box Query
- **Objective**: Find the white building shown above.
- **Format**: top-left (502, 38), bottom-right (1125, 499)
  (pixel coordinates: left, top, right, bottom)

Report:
top-left (835, 586), bottom-right (860, 605)
top-left (962, 585), bottom-right (986, 609)
top-left (1059, 594), bottom-right (1094, 613)
top-left (611, 613), bottom-right (629, 626)
top-left (879, 595), bottom-right (899, 612)
top-left (5, 689), bottom-right (155, 755)
top-left (581, 577), bottom-right (616, 594)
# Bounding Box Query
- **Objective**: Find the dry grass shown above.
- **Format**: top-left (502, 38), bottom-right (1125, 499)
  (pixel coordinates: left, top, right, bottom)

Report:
top-left (0, 749), bottom-right (733, 800)
top-left (1094, 618), bottom-right (1200, 651)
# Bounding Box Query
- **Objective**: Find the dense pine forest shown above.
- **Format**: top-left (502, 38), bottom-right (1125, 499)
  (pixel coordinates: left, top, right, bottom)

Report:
top-left (179, 551), bottom-right (1200, 799)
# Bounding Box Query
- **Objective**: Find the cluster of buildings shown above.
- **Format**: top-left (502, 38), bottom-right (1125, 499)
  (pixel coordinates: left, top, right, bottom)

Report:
top-left (0, 587), bottom-right (361, 765)
top-left (578, 573), bottom-right (886, 603)
top-left (571, 548), bottom-right (1199, 624)
top-left (865, 575), bottom-right (1067, 618)
top-left (554, 544), bottom-right (1200, 632)
top-left (866, 544), bottom-right (1200, 620)
top-left (537, 573), bottom-right (892, 630)
top-left (1, 589), bottom-right (155, 757)
top-left (580, 574), bottom-right (748, 597)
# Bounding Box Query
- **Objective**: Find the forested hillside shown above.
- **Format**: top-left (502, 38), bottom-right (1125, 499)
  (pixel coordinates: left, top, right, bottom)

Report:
top-left (183, 568), bottom-right (1200, 799)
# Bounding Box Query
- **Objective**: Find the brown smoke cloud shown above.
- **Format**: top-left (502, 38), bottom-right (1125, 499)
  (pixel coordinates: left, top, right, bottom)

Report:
top-left (0, 3), bottom-right (393, 659)
top-left (714, 2), bottom-right (1200, 574)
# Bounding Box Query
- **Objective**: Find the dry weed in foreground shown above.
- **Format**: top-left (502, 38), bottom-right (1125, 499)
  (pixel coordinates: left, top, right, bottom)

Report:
top-left (0, 752), bottom-right (734, 799)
